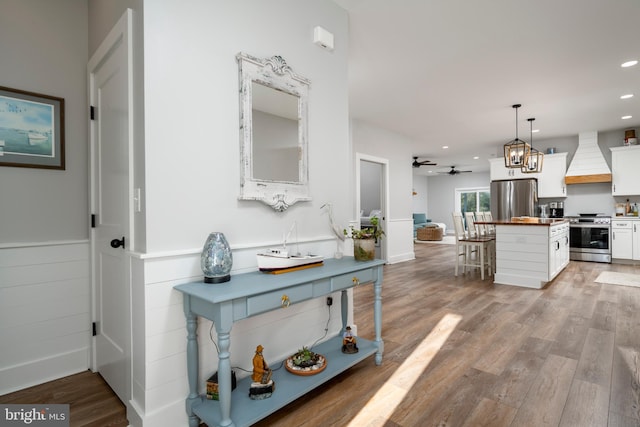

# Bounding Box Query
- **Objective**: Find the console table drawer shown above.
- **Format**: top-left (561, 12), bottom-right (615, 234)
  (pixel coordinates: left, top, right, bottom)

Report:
top-left (246, 283), bottom-right (313, 316)
top-left (332, 269), bottom-right (375, 291)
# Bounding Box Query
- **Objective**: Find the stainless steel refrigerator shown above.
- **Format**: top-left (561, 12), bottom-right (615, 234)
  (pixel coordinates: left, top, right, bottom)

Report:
top-left (490, 178), bottom-right (538, 221)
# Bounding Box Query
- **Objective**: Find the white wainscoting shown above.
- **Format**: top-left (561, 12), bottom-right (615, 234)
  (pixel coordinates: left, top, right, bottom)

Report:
top-left (0, 241), bottom-right (91, 395)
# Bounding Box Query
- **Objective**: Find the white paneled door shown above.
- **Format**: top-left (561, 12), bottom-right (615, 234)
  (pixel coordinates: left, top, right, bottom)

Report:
top-left (88, 9), bottom-right (133, 404)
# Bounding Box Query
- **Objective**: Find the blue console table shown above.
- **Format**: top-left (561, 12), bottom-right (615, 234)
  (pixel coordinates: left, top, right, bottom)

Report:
top-left (174, 257), bottom-right (385, 427)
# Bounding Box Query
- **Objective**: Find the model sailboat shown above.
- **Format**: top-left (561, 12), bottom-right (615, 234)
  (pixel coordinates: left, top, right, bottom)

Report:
top-left (257, 222), bottom-right (323, 272)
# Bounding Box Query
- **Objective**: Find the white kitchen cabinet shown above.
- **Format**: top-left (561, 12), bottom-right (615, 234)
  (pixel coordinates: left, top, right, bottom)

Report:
top-left (549, 231), bottom-right (560, 278)
top-left (489, 158), bottom-right (539, 181)
top-left (549, 222), bottom-right (570, 278)
top-left (610, 146), bottom-right (640, 196)
top-left (560, 223), bottom-right (570, 270)
top-left (537, 153), bottom-right (567, 198)
top-left (633, 219), bottom-right (640, 261)
top-left (612, 219), bottom-right (633, 260)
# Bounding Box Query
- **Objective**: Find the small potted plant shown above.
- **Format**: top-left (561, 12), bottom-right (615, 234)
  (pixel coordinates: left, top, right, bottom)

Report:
top-left (344, 216), bottom-right (385, 261)
top-left (285, 346), bottom-right (327, 375)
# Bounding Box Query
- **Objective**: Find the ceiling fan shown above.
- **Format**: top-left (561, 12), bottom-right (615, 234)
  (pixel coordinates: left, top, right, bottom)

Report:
top-left (439, 166), bottom-right (472, 175)
top-left (412, 156), bottom-right (437, 168)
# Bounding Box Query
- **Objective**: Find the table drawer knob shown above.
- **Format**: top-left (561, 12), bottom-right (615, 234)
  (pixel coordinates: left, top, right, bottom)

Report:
top-left (281, 294), bottom-right (291, 308)
top-left (352, 277), bottom-right (360, 286)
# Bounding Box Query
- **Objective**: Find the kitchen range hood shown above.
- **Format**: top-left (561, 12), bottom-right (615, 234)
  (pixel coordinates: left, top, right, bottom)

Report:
top-left (565, 131), bottom-right (612, 184)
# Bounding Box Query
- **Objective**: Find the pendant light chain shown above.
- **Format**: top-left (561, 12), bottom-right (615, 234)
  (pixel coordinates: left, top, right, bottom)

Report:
top-left (515, 105), bottom-right (520, 141)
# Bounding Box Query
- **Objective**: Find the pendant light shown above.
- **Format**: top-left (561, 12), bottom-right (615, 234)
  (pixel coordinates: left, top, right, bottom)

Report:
top-left (503, 104), bottom-right (531, 168)
top-left (522, 117), bottom-right (544, 173)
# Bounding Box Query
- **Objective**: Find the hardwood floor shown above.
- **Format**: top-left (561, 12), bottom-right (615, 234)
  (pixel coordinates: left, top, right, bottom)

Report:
top-left (3, 242), bottom-right (639, 427)
top-left (0, 371), bottom-right (128, 427)
top-left (255, 243), bottom-right (640, 427)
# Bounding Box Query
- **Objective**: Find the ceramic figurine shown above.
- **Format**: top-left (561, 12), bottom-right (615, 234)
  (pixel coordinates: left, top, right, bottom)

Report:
top-left (249, 345), bottom-right (275, 399)
top-left (342, 326), bottom-right (359, 354)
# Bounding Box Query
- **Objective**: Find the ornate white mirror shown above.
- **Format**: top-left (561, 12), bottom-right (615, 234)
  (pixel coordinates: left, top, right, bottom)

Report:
top-left (237, 52), bottom-right (311, 211)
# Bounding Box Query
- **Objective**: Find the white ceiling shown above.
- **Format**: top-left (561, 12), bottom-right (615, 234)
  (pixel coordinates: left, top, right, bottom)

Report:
top-left (335, 0), bottom-right (640, 174)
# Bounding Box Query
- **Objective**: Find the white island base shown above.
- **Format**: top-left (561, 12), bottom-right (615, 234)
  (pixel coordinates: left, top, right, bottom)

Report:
top-left (492, 221), bottom-right (570, 289)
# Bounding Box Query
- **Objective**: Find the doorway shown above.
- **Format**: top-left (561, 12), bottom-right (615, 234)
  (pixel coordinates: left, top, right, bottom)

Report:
top-left (356, 154), bottom-right (389, 261)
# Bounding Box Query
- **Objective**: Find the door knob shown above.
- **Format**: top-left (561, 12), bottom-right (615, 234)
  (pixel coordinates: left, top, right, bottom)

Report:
top-left (110, 237), bottom-right (125, 249)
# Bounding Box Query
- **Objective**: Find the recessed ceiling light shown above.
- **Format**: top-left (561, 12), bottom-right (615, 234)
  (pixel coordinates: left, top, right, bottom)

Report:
top-left (621, 94), bottom-right (634, 99)
top-left (621, 60), bottom-right (638, 68)
top-left (473, 156), bottom-right (479, 160)
top-left (532, 129), bottom-right (540, 133)
top-left (442, 145), bottom-right (449, 149)
top-left (622, 115), bottom-right (633, 120)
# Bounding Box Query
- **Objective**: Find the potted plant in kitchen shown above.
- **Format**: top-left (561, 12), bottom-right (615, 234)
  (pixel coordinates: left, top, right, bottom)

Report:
top-left (344, 216), bottom-right (385, 261)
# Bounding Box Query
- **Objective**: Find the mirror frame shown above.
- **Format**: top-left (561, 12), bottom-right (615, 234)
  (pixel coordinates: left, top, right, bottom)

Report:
top-left (237, 52), bottom-right (311, 211)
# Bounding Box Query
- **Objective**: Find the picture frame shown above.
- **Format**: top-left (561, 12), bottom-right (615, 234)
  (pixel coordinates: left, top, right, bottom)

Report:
top-left (0, 85), bottom-right (65, 170)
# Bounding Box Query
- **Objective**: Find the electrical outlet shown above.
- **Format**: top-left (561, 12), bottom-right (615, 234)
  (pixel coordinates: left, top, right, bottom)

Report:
top-left (326, 296), bottom-right (333, 306)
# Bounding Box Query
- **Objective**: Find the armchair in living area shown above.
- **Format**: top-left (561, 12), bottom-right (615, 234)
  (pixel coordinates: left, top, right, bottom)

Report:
top-left (413, 213), bottom-right (431, 237)
top-left (413, 213), bottom-right (447, 239)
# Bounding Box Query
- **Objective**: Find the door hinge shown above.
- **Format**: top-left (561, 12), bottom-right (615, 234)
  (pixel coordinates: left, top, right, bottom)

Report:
top-left (91, 214), bottom-right (96, 228)
top-left (90, 106), bottom-right (95, 120)
top-left (92, 322), bottom-right (97, 336)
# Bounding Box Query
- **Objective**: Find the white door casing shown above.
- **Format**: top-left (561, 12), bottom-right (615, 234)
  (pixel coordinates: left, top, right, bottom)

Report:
top-left (88, 9), bottom-right (133, 405)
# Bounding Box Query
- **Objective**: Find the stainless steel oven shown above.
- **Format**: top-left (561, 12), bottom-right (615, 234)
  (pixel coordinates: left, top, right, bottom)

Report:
top-left (566, 214), bottom-right (611, 263)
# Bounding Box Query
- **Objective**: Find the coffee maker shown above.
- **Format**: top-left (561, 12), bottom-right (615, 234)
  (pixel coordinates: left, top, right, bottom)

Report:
top-left (549, 202), bottom-right (564, 218)
top-left (539, 204), bottom-right (549, 218)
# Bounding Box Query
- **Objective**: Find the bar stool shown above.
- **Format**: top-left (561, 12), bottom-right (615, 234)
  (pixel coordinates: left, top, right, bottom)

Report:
top-left (452, 212), bottom-right (493, 280)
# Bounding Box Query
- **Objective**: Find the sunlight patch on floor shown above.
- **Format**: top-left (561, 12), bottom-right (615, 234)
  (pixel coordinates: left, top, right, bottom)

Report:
top-left (348, 312), bottom-right (462, 427)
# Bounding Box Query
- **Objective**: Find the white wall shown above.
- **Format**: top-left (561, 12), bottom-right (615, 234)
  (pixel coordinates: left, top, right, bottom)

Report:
top-left (1, 1), bottom-right (354, 425)
top-left (351, 120), bottom-right (415, 263)
top-left (0, 0), bottom-right (89, 243)
top-left (412, 173), bottom-right (429, 215)
top-left (0, 0), bottom-right (90, 395)
top-left (142, 1), bottom-right (351, 253)
top-left (133, 2), bottom-right (352, 426)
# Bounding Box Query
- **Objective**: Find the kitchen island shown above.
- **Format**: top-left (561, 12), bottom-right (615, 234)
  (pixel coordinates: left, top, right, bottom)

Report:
top-left (478, 218), bottom-right (570, 289)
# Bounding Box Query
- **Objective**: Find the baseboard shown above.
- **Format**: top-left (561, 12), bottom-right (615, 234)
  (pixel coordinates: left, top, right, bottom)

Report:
top-left (126, 398), bottom-right (144, 427)
top-left (0, 348), bottom-right (89, 395)
top-left (128, 398), bottom-right (187, 427)
top-left (387, 251), bottom-right (415, 264)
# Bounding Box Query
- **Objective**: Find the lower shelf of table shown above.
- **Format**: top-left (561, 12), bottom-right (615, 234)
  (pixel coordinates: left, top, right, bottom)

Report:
top-left (191, 335), bottom-right (379, 427)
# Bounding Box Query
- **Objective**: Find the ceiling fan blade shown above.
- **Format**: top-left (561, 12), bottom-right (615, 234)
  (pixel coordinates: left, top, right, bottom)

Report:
top-left (437, 166), bottom-right (472, 175)
top-left (412, 157), bottom-right (437, 167)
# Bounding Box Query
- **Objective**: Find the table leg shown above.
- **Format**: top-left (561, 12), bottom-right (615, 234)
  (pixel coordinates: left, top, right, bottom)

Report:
top-left (373, 265), bottom-right (384, 365)
top-left (340, 290), bottom-right (348, 332)
top-left (184, 299), bottom-right (200, 427)
top-left (215, 315), bottom-right (234, 427)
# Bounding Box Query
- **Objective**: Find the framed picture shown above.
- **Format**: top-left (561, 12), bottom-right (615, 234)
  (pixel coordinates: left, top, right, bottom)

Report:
top-left (0, 86), bottom-right (65, 170)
